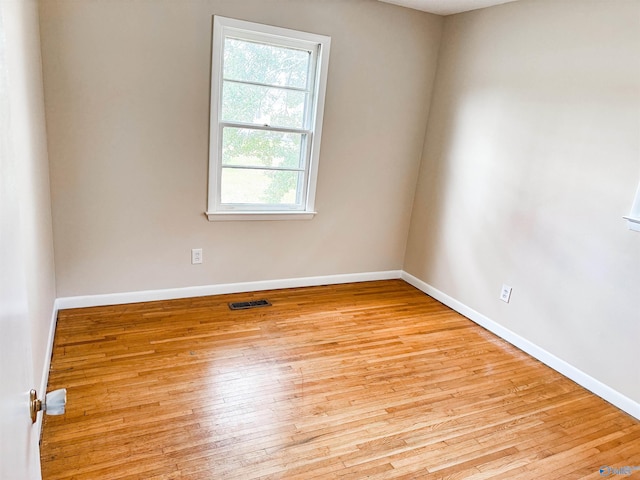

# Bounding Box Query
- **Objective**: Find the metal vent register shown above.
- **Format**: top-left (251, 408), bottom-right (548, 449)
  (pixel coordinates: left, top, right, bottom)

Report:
top-left (228, 299), bottom-right (272, 310)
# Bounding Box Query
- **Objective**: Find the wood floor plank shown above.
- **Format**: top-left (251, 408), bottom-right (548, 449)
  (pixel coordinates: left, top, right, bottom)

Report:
top-left (41, 280), bottom-right (639, 479)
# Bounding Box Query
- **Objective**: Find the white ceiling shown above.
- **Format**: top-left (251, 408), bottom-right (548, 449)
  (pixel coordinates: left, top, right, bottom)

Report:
top-left (378, 0), bottom-right (520, 16)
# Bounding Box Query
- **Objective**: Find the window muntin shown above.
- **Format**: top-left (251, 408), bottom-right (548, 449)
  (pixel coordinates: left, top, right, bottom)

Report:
top-left (221, 82), bottom-right (307, 129)
top-left (208, 17), bottom-right (330, 219)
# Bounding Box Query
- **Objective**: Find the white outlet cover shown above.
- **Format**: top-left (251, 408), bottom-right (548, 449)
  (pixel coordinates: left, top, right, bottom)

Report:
top-left (500, 284), bottom-right (512, 303)
top-left (191, 248), bottom-right (203, 264)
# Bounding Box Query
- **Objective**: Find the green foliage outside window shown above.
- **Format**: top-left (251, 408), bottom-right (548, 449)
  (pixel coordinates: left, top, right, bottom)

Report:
top-left (220, 38), bottom-right (311, 205)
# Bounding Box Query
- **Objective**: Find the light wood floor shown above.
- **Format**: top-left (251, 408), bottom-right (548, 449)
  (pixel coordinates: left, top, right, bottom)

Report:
top-left (41, 280), bottom-right (639, 479)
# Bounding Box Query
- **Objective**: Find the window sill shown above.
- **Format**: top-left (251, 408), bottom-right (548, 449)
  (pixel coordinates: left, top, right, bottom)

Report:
top-left (206, 211), bottom-right (317, 222)
top-left (623, 216), bottom-right (640, 232)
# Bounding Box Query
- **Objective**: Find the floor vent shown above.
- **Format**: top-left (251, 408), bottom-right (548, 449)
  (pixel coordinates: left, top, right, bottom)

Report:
top-left (228, 299), bottom-right (272, 310)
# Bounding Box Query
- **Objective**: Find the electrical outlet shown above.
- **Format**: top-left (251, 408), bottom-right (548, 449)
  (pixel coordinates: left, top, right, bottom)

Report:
top-left (500, 284), bottom-right (512, 303)
top-left (191, 248), bottom-right (203, 265)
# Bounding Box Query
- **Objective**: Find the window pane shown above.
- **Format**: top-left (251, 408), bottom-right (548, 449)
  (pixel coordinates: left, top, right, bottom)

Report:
top-left (222, 81), bottom-right (306, 129)
top-left (224, 38), bottom-right (310, 89)
top-left (221, 168), bottom-right (302, 205)
top-left (222, 127), bottom-right (305, 169)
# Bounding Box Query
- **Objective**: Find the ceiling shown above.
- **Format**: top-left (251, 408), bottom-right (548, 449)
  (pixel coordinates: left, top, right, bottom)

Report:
top-left (378, 0), bottom-right (520, 16)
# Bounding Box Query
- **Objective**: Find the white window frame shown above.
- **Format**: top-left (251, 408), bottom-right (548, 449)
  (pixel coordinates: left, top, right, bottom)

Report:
top-left (206, 16), bottom-right (331, 221)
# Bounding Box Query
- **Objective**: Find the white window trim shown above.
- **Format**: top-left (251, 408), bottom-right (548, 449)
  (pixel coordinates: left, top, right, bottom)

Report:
top-left (206, 16), bottom-right (331, 221)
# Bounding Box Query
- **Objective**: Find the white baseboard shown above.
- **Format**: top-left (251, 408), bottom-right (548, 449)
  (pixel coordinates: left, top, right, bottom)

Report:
top-left (37, 299), bottom-right (59, 436)
top-left (56, 270), bottom-right (403, 310)
top-left (401, 271), bottom-right (640, 420)
top-left (40, 300), bottom-right (59, 395)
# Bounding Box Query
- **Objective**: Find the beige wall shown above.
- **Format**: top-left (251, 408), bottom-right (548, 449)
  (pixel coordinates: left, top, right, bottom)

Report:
top-left (40, 0), bottom-right (443, 297)
top-left (404, 0), bottom-right (640, 402)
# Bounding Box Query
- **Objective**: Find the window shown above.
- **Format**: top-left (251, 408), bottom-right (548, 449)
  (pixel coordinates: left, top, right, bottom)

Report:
top-left (207, 16), bottom-right (331, 221)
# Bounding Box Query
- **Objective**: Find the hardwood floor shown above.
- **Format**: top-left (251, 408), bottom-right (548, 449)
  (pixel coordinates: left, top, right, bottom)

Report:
top-left (41, 280), bottom-right (640, 479)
